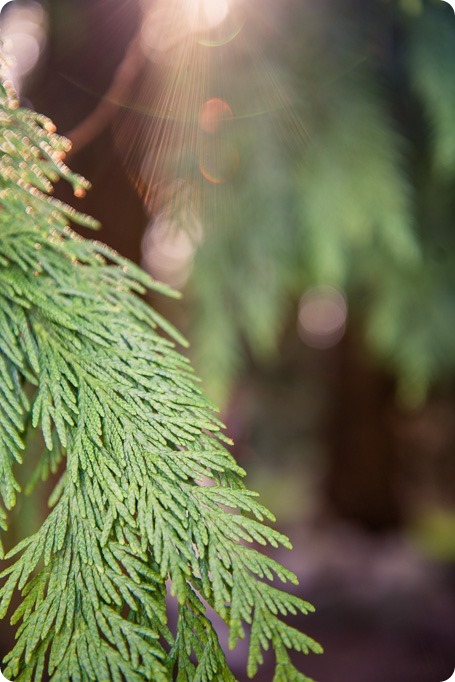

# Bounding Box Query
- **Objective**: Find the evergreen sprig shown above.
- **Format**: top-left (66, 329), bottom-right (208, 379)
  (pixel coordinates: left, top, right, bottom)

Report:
top-left (0, 60), bottom-right (320, 679)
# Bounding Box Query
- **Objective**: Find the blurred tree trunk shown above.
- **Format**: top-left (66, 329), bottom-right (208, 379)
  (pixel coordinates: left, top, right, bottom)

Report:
top-left (326, 327), bottom-right (402, 532)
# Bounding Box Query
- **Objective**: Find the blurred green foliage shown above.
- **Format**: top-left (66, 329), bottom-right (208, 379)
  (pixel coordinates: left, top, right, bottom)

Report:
top-left (143, 0), bottom-right (455, 408)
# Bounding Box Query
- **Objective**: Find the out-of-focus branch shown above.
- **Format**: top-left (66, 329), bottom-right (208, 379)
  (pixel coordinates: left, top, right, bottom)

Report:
top-left (67, 35), bottom-right (145, 154)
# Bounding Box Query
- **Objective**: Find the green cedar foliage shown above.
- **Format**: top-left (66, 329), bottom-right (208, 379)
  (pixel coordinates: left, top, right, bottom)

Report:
top-left (0, 61), bottom-right (321, 679)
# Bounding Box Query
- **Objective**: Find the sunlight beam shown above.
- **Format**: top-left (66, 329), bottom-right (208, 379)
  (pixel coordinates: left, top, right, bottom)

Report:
top-left (185, 0), bottom-right (229, 32)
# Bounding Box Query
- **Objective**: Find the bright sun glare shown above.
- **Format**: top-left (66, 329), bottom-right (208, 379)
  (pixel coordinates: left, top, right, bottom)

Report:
top-left (184, 0), bottom-right (229, 32)
top-left (128, 0), bottom-right (307, 289)
top-left (199, 0), bottom-right (229, 29)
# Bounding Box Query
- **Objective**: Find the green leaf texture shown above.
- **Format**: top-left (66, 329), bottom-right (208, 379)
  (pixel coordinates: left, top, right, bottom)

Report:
top-left (0, 59), bottom-right (320, 680)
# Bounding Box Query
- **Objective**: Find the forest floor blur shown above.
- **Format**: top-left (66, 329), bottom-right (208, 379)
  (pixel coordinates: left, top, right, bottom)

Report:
top-left (223, 520), bottom-right (455, 682)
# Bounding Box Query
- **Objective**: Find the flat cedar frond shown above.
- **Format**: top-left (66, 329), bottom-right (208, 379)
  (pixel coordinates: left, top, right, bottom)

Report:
top-left (0, 60), bottom-right (320, 679)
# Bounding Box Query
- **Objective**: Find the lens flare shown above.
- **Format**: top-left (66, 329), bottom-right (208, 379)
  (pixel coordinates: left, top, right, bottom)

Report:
top-left (141, 0), bottom-right (230, 56)
top-left (298, 286), bottom-right (348, 349)
top-left (199, 98), bottom-right (233, 133)
top-left (198, 98), bottom-right (238, 183)
top-left (186, 0), bottom-right (229, 32)
top-left (141, 4), bottom-right (189, 54)
top-left (197, 17), bottom-right (244, 47)
top-left (0, 0), bottom-right (47, 90)
top-left (121, 0), bottom-right (307, 245)
top-left (199, 142), bottom-right (239, 184)
top-left (141, 217), bottom-right (203, 289)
